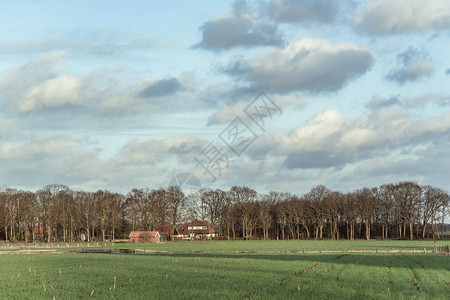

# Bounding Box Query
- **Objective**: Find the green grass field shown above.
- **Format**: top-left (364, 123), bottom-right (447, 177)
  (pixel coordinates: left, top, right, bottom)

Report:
top-left (0, 240), bottom-right (449, 299)
top-left (1, 239), bottom-right (448, 252)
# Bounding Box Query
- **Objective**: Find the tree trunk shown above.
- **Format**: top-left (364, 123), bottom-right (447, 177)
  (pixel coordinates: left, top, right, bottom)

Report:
top-left (47, 227), bottom-right (51, 243)
top-left (335, 221), bottom-right (339, 240)
top-left (409, 222), bottom-right (413, 240)
top-left (365, 221), bottom-right (370, 240)
top-left (351, 222), bottom-right (354, 240)
top-left (242, 217), bottom-right (246, 240)
top-left (330, 220), bottom-right (334, 240)
top-left (302, 223), bottom-right (310, 239)
top-left (288, 225), bottom-right (294, 240)
top-left (346, 222), bottom-right (349, 240)
top-left (435, 222), bottom-right (440, 239)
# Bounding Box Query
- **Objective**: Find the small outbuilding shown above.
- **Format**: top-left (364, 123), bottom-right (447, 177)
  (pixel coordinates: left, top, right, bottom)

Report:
top-left (129, 231), bottom-right (160, 243)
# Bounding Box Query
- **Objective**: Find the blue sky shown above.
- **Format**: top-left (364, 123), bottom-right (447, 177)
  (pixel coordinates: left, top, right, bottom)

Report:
top-left (0, 0), bottom-right (449, 194)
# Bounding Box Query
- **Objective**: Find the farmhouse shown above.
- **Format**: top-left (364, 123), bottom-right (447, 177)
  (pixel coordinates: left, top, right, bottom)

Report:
top-left (129, 231), bottom-right (160, 243)
top-left (176, 220), bottom-right (217, 239)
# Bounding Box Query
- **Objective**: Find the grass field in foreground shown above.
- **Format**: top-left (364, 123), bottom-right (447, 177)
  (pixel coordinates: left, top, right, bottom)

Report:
top-left (108, 239), bottom-right (448, 252)
top-left (1, 239), bottom-right (448, 253)
top-left (0, 248), bottom-right (449, 299)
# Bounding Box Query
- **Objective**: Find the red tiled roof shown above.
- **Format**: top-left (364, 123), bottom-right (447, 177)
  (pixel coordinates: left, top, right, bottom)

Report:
top-left (154, 225), bottom-right (174, 234)
top-left (177, 220), bottom-right (216, 235)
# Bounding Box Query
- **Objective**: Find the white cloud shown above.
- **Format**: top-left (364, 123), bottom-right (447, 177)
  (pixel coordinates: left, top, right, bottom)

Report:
top-left (194, 0), bottom-right (284, 51)
top-left (366, 95), bottom-right (401, 110)
top-left (207, 104), bottom-right (247, 126)
top-left (207, 94), bottom-right (305, 126)
top-left (353, 0), bottom-right (450, 35)
top-left (385, 47), bottom-right (433, 84)
top-left (281, 109), bottom-right (346, 153)
top-left (17, 75), bottom-right (84, 112)
top-left (267, 0), bottom-right (345, 24)
top-left (244, 101), bottom-right (450, 170)
top-left (117, 135), bottom-right (206, 165)
top-left (406, 93), bottom-right (450, 108)
top-left (0, 134), bottom-right (109, 188)
top-left (0, 52), bottom-right (201, 116)
top-left (0, 51), bottom-right (65, 99)
top-left (222, 38), bottom-right (372, 93)
top-left (0, 52), bottom-right (93, 113)
top-left (385, 59), bottom-right (433, 84)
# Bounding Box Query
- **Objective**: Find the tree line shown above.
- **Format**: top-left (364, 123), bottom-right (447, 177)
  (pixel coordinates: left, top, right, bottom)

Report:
top-left (0, 182), bottom-right (448, 242)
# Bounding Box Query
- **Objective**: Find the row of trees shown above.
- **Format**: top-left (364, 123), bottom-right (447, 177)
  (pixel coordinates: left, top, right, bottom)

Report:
top-left (0, 182), bottom-right (448, 242)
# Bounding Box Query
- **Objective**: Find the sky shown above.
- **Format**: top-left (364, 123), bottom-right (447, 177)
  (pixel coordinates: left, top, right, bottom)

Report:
top-left (0, 0), bottom-right (449, 195)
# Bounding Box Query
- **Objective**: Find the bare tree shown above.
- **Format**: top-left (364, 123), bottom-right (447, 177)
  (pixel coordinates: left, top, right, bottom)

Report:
top-left (109, 193), bottom-right (123, 241)
top-left (229, 186), bottom-right (257, 240)
top-left (199, 188), bottom-right (227, 235)
top-left (94, 190), bottom-right (111, 242)
top-left (37, 184), bottom-right (71, 242)
top-left (0, 181), bottom-right (447, 242)
top-left (342, 193), bottom-right (358, 240)
top-left (124, 189), bottom-right (144, 231)
top-left (55, 187), bottom-right (73, 242)
top-left (305, 185), bottom-right (331, 239)
top-left (0, 190), bottom-right (9, 241)
top-left (222, 195), bottom-right (236, 240)
top-left (167, 186), bottom-right (186, 227)
top-left (355, 187), bottom-right (377, 240)
top-left (19, 191), bottom-right (37, 242)
top-left (393, 182), bottom-right (421, 240)
top-left (326, 191), bottom-right (343, 240)
top-left (258, 192), bottom-right (279, 240)
top-left (422, 186), bottom-right (448, 239)
top-left (297, 197), bottom-right (313, 239)
top-left (76, 191), bottom-right (95, 242)
top-left (0, 189), bottom-right (16, 241)
top-left (377, 184), bottom-right (395, 239)
top-left (149, 188), bottom-right (168, 227)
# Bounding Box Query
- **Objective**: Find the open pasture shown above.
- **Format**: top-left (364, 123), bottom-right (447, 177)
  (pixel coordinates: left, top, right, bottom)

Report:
top-left (1, 239), bottom-right (448, 253)
top-left (0, 240), bottom-right (449, 299)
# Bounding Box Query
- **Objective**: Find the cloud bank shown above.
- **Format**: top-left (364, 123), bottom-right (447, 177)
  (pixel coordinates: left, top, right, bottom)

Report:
top-left (353, 0), bottom-right (450, 35)
top-left (194, 1), bottom-right (284, 51)
top-left (221, 39), bottom-right (372, 93)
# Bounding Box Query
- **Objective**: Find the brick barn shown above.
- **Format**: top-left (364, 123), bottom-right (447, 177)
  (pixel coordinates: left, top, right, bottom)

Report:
top-left (129, 231), bottom-right (160, 243)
